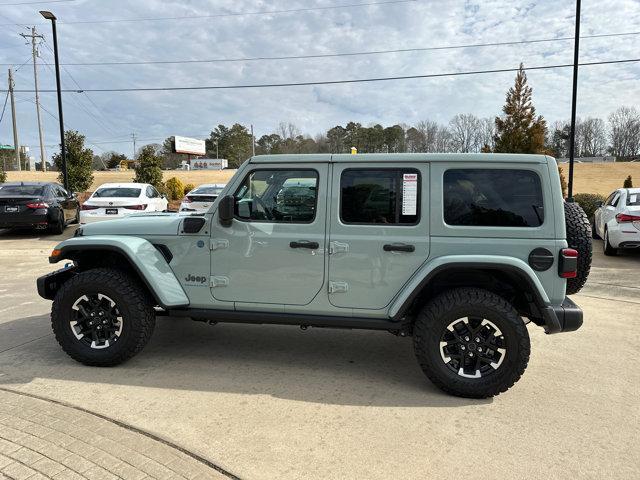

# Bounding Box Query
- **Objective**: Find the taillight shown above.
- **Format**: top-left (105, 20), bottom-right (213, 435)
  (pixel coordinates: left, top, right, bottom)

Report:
top-left (81, 204), bottom-right (99, 210)
top-left (182, 196), bottom-right (192, 203)
top-left (123, 204), bottom-right (147, 210)
top-left (559, 248), bottom-right (578, 279)
top-left (26, 202), bottom-right (49, 209)
top-left (616, 213), bottom-right (640, 223)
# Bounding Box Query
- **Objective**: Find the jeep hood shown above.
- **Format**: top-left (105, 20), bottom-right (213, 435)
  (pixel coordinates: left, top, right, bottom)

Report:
top-left (79, 212), bottom-right (187, 236)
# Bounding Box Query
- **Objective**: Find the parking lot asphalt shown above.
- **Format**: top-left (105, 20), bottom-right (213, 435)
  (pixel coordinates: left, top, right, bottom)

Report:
top-left (0, 227), bottom-right (638, 480)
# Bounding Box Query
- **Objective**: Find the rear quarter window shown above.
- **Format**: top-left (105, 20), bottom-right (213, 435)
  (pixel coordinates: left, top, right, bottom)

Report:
top-left (443, 169), bottom-right (544, 227)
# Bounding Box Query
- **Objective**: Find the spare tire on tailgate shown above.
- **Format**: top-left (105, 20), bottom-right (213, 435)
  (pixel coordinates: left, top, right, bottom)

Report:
top-left (564, 201), bottom-right (592, 295)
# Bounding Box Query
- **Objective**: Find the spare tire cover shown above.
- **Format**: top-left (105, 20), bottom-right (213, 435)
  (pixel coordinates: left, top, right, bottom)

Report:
top-left (564, 201), bottom-right (592, 295)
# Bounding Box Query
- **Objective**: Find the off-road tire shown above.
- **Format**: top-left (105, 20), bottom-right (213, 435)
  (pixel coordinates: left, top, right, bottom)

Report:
top-left (48, 210), bottom-right (65, 234)
top-left (603, 227), bottom-right (618, 256)
top-left (564, 201), bottom-right (592, 295)
top-left (51, 268), bottom-right (155, 366)
top-left (413, 288), bottom-right (530, 399)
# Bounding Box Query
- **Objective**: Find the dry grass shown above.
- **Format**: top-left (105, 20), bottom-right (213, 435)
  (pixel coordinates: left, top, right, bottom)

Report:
top-left (5, 162), bottom-right (640, 196)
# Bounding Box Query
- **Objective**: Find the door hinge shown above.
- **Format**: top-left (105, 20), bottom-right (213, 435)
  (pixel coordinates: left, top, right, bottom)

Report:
top-left (328, 241), bottom-right (349, 254)
top-left (210, 239), bottom-right (229, 251)
top-left (210, 276), bottom-right (229, 287)
top-left (328, 281), bottom-right (349, 294)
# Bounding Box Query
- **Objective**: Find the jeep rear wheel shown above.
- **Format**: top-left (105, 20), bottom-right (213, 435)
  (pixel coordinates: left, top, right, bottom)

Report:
top-left (413, 288), bottom-right (530, 398)
top-left (51, 268), bottom-right (155, 366)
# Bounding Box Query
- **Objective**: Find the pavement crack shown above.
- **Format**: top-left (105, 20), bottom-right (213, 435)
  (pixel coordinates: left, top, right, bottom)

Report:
top-left (0, 334), bottom-right (52, 355)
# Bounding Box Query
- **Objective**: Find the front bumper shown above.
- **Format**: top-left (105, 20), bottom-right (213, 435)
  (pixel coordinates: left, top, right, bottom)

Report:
top-left (541, 297), bottom-right (583, 334)
top-left (37, 264), bottom-right (77, 300)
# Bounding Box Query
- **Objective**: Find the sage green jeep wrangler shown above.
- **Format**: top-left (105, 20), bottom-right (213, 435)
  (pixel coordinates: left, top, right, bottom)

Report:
top-left (37, 153), bottom-right (591, 398)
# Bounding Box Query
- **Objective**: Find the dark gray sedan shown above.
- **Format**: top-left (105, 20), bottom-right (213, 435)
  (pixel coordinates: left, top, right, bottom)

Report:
top-left (0, 182), bottom-right (80, 234)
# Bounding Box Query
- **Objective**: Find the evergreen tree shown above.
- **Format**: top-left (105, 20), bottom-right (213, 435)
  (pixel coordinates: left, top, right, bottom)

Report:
top-left (494, 64), bottom-right (547, 154)
top-left (623, 175), bottom-right (633, 188)
top-left (52, 130), bottom-right (94, 192)
top-left (134, 145), bottom-right (163, 187)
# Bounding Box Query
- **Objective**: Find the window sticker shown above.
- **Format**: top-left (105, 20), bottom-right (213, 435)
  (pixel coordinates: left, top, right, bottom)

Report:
top-left (630, 194), bottom-right (638, 203)
top-left (402, 173), bottom-right (418, 215)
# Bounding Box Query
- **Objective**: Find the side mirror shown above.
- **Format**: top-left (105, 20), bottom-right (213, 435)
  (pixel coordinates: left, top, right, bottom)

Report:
top-left (161, 194), bottom-right (168, 200)
top-left (218, 195), bottom-right (235, 227)
top-left (596, 201), bottom-right (604, 208)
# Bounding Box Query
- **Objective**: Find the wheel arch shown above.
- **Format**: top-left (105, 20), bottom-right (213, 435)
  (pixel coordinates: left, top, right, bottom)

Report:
top-left (389, 257), bottom-right (551, 327)
top-left (46, 236), bottom-right (189, 309)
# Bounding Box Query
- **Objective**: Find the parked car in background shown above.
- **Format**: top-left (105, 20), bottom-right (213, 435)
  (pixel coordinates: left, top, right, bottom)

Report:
top-left (80, 183), bottom-right (168, 224)
top-left (0, 182), bottom-right (79, 234)
top-left (179, 183), bottom-right (226, 213)
top-left (594, 187), bottom-right (640, 255)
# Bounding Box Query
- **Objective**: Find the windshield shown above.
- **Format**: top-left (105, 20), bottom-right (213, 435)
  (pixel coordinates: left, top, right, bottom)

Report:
top-left (93, 188), bottom-right (141, 198)
top-left (627, 192), bottom-right (640, 206)
top-left (192, 186), bottom-right (225, 195)
top-left (0, 185), bottom-right (45, 196)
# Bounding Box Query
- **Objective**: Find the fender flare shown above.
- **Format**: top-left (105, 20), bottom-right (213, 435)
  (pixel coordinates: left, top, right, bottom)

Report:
top-left (388, 255), bottom-right (550, 320)
top-left (47, 236), bottom-right (189, 308)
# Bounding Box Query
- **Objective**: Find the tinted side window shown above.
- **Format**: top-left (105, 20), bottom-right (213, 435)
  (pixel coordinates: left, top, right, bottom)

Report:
top-left (444, 169), bottom-right (544, 227)
top-left (146, 186), bottom-right (156, 198)
top-left (340, 169), bottom-right (420, 225)
top-left (610, 193), bottom-right (621, 207)
top-left (234, 169), bottom-right (318, 223)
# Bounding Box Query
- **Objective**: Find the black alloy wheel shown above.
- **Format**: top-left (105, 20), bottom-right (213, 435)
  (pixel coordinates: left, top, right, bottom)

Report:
top-left (70, 293), bottom-right (123, 349)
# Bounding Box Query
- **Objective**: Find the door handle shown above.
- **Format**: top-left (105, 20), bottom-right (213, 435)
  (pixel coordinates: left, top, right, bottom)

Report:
top-left (290, 240), bottom-right (319, 249)
top-left (383, 244), bottom-right (415, 253)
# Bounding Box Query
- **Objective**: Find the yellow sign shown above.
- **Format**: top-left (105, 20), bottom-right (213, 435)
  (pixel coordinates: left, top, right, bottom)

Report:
top-left (351, 147), bottom-right (357, 155)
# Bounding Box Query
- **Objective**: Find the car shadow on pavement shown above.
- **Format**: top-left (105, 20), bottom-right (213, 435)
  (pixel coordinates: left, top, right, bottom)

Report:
top-left (0, 314), bottom-right (489, 407)
top-left (0, 226), bottom-right (78, 242)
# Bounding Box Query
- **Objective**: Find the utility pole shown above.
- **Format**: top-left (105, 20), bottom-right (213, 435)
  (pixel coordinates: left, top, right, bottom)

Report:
top-left (567, 0), bottom-right (581, 202)
top-left (131, 133), bottom-right (137, 159)
top-left (8, 69), bottom-right (21, 171)
top-left (251, 124), bottom-right (255, 156)
top-left (20, 27), bottom-right (46, 172)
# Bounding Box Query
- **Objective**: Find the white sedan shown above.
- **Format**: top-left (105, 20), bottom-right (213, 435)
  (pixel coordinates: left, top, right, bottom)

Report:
top-left (80, 183), bottom-right (168, 224)
top-left (179, 183), bottom-right (226, 213)
top-left (594, 187), bottom-right (640, 255)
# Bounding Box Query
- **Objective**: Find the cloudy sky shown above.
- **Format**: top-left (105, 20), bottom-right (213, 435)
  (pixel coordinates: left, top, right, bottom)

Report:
top-left (1, 0), bottom-right (639, 161)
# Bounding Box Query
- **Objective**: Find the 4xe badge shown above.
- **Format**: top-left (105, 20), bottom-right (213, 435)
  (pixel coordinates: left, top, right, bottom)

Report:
top-left (184, 274), bottom-right (207, 286)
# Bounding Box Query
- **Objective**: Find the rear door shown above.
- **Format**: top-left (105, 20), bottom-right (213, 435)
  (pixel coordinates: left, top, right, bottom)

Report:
top-left (53, 185), bottom-right (74, 221)
top-left (210, 164), bottom-right (328, 306)
top-left (327, 163), bottom-right (430, 310)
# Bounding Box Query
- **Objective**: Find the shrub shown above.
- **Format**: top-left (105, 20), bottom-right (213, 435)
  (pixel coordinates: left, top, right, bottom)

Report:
top-left (184, 183), bottom-right (195, 195)
top-left (155, 182), bottom-right (168, 198)
top-left (0, 166), bottom-right (6, 184)
top-left (573, 193), bottom-right (607, 220)
top-left (558, 166), bottom-right (567, 198)
top-left (623, 175), bottom-right (633, 188)
top-left (164, 177), bottom-right (185, 200)
top-left (134, 145), bottom-right (163, 187)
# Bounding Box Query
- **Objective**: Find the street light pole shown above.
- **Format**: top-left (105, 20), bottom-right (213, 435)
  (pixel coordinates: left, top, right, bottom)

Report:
top-left (40, 10), bottom-right (68, 190)
top-left (566, 0), bottom-right (581, 202)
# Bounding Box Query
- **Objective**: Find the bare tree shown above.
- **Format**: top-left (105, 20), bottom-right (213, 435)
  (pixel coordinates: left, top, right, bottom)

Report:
top-left (435, 125), bottom-right (454, 153)
top-left (278, 122), bottom-right (301, 140)
top-left (449, 114), bottom-right (481, 153)
top-left (478, 117), bottom-right (496, 152)
top-left (608, 107), bottom-right (640, 159)
top-left (577, 117), bottom-right (607, 157)
top-left (415, 120), bottom-right (440, 152)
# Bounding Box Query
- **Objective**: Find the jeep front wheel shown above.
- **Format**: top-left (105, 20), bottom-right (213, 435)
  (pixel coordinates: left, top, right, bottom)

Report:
top-left (51, 268), bottom-right (156, 366)
top-left (413, 288), bottom-right (530, 398)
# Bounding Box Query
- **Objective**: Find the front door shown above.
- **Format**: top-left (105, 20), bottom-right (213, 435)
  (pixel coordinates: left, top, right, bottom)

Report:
top-left (210, 165), bottom-right (327, 305)
top-left (327, 163), bottom-right (430, 310)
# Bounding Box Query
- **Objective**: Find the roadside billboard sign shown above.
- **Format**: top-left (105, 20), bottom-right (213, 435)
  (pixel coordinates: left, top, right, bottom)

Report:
top-left (173, 136), bottom-right (206, 156)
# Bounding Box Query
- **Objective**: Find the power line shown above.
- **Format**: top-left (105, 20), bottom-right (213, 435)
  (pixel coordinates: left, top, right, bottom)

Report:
top-left (3, 30), bottom-right (637, 67)
top-left (40, 41), bottom-right (121, 136)
top-left (0, 0), bottom-right (416, 26)
top-left (4, 58), bottom-right (640, 93)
